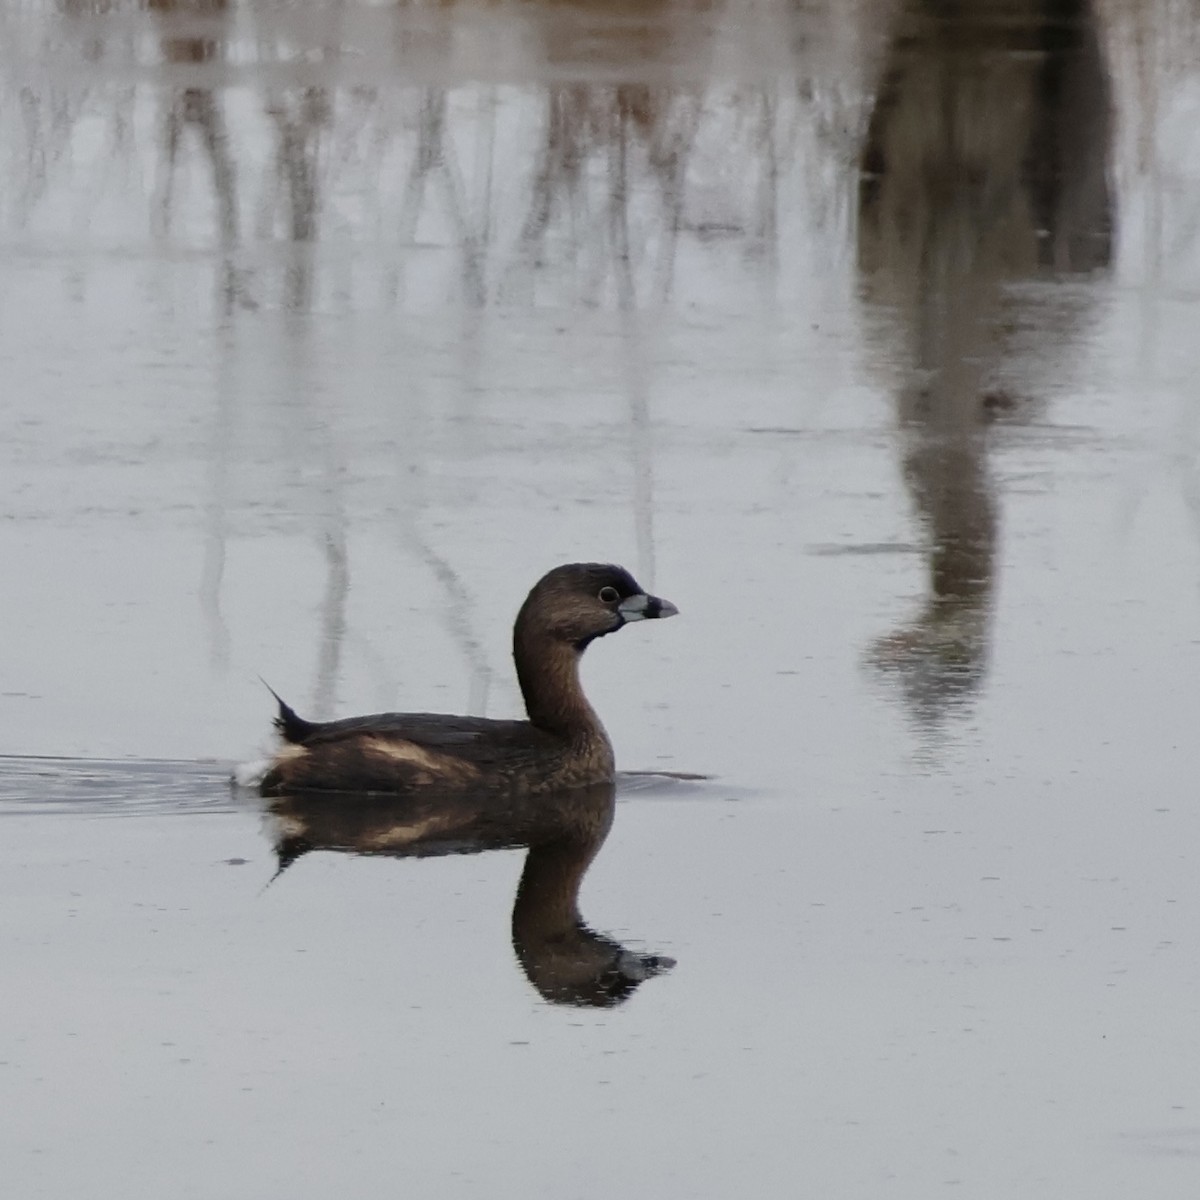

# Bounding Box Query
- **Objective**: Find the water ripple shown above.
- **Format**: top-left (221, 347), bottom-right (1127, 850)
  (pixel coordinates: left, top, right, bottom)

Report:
top-left (0, 756), bottom-right (236, 817)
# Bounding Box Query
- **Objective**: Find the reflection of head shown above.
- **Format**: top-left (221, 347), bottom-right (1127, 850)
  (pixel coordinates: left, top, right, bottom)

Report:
top-left (515, 920), bottom-right (675, 1008)
top-left (512, 832), bottom-right (675, 1008)
top-left (259, 782), bottom-right (673, 1008)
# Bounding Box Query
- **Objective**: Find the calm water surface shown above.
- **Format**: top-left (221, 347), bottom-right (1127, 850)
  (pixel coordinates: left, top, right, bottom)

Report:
top-left (4, 1), bottom-right (1200, 1196)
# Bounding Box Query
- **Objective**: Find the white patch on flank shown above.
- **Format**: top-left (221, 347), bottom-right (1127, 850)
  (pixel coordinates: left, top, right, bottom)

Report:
top-left (232, 758), bottom-right (272, 788)
top-left (232, 744), bottom-right (307, 787)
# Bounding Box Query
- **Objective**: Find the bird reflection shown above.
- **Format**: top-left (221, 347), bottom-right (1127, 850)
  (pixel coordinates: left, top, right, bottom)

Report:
top-left (857, 0), bottom-right (1113, 732)
top-left (259, 782), bottom-right (673, 1007)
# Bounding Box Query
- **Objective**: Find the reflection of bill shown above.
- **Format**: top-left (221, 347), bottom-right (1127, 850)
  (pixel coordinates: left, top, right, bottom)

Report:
top-left (857, 0), bottom-right (1114, 731)
top-left (260, 781), bottom-right (674, 1008)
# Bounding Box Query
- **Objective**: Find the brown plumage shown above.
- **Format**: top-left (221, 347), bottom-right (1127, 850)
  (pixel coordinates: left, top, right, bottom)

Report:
top-left (257, 563), bottom-right (678, 796)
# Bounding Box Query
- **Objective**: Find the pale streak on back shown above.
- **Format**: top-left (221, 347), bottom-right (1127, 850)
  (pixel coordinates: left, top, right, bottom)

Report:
top-left (365, 737), bottom-right (483, 784)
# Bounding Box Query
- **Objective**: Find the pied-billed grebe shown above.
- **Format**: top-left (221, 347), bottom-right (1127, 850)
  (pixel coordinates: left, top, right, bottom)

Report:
top-left (255, 563), bottom-right (677, 796)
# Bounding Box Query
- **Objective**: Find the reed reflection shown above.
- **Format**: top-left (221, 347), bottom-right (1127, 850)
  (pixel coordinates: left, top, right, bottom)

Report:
top-left (857, 0), bottom-right (1113, 731)
top-left (144, 0), bottom-right (339, 309)
top-left (143, 0), bottom-right (250, 307)
top-left (47, 0), bottom-right (798, 310)
top-left (261, 782), bottom-right (673, 1007)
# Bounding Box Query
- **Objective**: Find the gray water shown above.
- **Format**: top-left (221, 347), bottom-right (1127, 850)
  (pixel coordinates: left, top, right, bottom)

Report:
top-left (5, 0), bottom-right (1200, 1195)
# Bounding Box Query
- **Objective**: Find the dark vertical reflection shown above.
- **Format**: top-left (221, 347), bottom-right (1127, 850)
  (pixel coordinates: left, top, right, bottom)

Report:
top-left (401, 534), bottom-right (496, 717)
top-left (505, 0), bottom-right (707, 305)
top-left (200, 327), bottom-right (235, 671)
top-left (145, 0), bottom-right (249, 310)
top-left (150, 0), bottom-right (240, 671)
top-left (281, 315), bottom-right (351, 721)
top-left (266, 86), bottom-right (331, 310)
top-left (396, 86), bottom-right (486, 307)
top-left (857, 0), bottom-right (1114, 735)
top-left (623, 306), bottom-right (659, 587)
top-left (509, 5), bottom-right (705, 584)
top-left (260, 782), bottom-right (673, 1007)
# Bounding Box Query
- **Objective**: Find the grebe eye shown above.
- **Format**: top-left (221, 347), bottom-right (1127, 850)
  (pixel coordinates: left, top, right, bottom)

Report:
top-left (598, 585), bottom-right (620, 604)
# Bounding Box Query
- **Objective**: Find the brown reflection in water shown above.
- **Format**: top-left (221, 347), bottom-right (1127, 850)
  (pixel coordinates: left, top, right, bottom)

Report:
top-left (857, 0), bottom-right (1113, 730)
top-left (260, 782), bottom-right (673, 1007)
